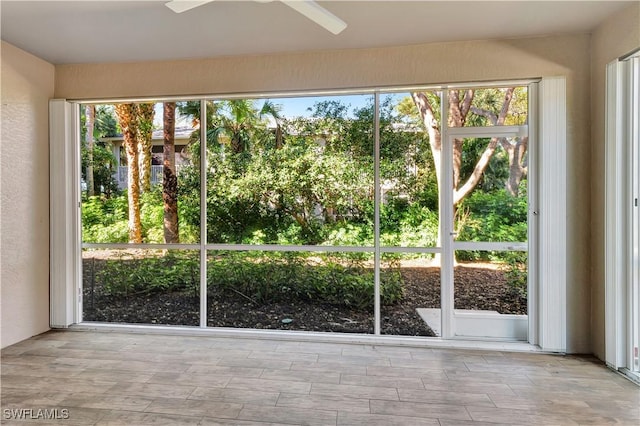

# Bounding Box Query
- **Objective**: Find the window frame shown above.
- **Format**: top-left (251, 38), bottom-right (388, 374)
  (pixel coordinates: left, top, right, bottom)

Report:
top-left (49, 78), bottom-right (568, 352)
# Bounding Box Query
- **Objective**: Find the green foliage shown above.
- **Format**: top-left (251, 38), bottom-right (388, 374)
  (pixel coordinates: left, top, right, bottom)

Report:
top-left (80, 142), bottom-right (119, 196)
top-left (80, 105), bottom-right (120, 197)
top-left (97, 252), bottom-right (199, 297)
top-left (84, 93), bottom-right (530, 307)
top-left (81, 187), bottom-right (199, 244)
top-left (207, 252), bottom-right (403, 310)
top-left (380, 201), bottom-right (439, 247)
top-left (502, 251), bottom-right (528, 297)
top-left (82, 196), bottom-right (128, 242)
top-left (459, 185), bottom-right (528, 245)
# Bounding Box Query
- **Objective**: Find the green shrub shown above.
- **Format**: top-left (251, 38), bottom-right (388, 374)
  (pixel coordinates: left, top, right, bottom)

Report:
top-left (502, 251), bottom-right (528, 297)
top-left (82, 187), bottom-right (200, 244)
top-left (207, 252), bottom-right (403, 310)
top-left (98, 252), bottom-right (199, 297)
top-left (381, 203), bottom-right (438, 247)
top-left (457, 186), bottom-right (528, 262)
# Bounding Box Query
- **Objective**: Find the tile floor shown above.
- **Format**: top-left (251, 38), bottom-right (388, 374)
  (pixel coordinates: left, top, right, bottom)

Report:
top-left (1, 330), bottom-right (639, 425)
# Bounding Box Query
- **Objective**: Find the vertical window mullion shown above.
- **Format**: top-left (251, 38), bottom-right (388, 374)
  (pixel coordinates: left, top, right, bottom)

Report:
top-left (440, 90), bottom-right (454, 339)
top-left (200, 99), bottom-right (207, 328)
top-left (374, 92), bottom-right (381, 335)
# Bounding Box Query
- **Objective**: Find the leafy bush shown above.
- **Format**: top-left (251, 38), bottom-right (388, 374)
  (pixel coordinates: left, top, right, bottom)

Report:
top-left (207, 252), bottom-right (403, 310)
top-left (457, 185), bottom-right (528, 262)
top-left (381, 202), bottom-right (438, 247)
top-left (82, 195), bottom-right (128, 243)
top-left (323, 223), bottom-right (373, 247)
top-left (97, 252), bottom-right (200, 297)
top-left (82, 187), bottom-right (199, 244)
top-left (459, 186), bottom-right (528, 243)
top-left (502, 251), bottom-right (528, 297)
top-left (94, 250), bottom-right (403, 310)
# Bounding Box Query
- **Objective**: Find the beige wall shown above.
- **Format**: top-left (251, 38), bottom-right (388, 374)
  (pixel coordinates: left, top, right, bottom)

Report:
top-left (1, 41), bottom-right (55, 348)
top-left (56, 33), bottom-right (593, 352)
top-left (590, 3), bottom-right (640, 360)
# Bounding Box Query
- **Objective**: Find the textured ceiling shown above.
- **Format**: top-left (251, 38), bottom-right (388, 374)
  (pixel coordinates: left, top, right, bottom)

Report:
top-left (0, 0), bottom-right (633, 64)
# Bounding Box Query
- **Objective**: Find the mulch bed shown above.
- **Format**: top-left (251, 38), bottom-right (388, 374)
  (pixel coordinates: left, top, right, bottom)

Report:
top-left (82, 260), bottom-right (526, 337)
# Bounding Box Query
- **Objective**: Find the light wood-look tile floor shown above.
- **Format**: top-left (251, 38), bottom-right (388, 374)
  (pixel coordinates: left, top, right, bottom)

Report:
top-left (1, 330), bottom-right (639, 425)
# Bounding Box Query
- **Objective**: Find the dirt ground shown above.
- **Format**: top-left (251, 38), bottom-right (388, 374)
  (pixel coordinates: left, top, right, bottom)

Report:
top-left (83, 261), bottom-right (526, 337)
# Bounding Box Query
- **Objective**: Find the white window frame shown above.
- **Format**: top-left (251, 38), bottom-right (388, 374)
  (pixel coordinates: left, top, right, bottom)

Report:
top-left (49, 78), bottom-right (567, 352)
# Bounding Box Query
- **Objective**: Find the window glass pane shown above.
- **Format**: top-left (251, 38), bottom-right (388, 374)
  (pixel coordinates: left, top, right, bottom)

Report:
top-left (82, 249), bottom-right (200, 326)
top-left (81, 102), bottom-right (200, 244)
top-left (454, 250), bottom-right (527, 314)
top-left (453, 138), bottom-right (528, 243)
top-left (447, 87), bottom-right (528, 127)
top-left (379, 92), bottom-right (439, 247)
top-left (381, 253), bottom-right (440, 337)
top-left (204, 95), bottom-right (374, 245)
top-left (207, 250), bottom-right (374, 333)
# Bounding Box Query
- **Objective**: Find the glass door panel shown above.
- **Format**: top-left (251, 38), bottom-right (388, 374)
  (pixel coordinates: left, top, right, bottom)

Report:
top-left (449, 134), bottom-right (529, 340)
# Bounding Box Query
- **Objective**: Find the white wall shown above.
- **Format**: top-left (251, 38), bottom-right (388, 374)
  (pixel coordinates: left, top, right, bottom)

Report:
top-left (590, 2), bottom-right (640, 360)
top-left (1, 41), bottom-right (55, 348)
top-left (56, 33), bottom-right (593, 352)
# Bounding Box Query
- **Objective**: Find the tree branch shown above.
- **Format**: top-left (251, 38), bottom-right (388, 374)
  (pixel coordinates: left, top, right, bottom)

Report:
top-left (496, 87), bottom-right (515, 125)
top-left (470, 106), bottom-right (498, 124)
top-left (459, 89), bottom-right (475, 120)
top-left (469, 87), bottom-right (515, 126)
top-left (453, 137), bottom-right (499, 205)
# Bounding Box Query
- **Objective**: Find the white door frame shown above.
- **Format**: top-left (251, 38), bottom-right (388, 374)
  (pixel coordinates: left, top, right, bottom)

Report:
top-left (438, 78), bottom-right (566, 349)
top-left (443, 125), bottom-right (529, 341)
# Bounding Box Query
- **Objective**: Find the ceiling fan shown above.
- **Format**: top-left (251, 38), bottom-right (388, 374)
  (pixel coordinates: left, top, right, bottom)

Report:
top-left (165, 0), bottom-right (347, 35)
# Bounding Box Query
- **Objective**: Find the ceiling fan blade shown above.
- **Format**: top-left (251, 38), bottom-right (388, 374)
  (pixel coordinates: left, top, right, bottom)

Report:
top-left (281, 0), bottom-right (347, 35)
top-left (165, 0), bottom-right (215, 14)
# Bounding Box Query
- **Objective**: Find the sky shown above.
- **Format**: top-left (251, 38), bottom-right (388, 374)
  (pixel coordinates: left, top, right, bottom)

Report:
top-left (152, 92), bottom-right (410, 127)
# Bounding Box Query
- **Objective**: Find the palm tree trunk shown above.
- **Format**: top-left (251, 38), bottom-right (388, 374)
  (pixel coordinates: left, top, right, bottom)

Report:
top-left (85, 105), bottom-right (95, 196)
top-left (137, 103), bottom-right (155, 193)
top-left (115, 104), bottom-right (143, 243)
top-left (163, 102), bottom-right (180, 243)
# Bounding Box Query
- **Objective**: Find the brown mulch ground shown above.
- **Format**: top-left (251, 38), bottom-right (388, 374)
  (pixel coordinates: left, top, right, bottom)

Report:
top-left (82, 262), bottom-right (526, 337)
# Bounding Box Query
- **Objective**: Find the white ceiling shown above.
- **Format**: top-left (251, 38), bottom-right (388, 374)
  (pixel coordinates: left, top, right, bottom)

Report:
top-left (0, 0), bottom-right (633, 65)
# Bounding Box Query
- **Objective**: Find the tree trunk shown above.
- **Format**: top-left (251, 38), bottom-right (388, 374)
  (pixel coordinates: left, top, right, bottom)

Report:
top-left (411, 89), bottom-right (514, 263)
top-left (502, 136), bottom-right (528, 196)
top-left (137, 103), bottom-right (155, 193)
top-left (85, 105), bottom-right (95, 196)
top-left (163, 102), bottom-right (180, 244)
top-left (231, 134), bottom-right (243, 154)
top-left (115, 104), bottom-right (143, 243)
top-left (275, 124), bottom-right (283, 149)
top-left (411, 92), bottom-right (443, 263)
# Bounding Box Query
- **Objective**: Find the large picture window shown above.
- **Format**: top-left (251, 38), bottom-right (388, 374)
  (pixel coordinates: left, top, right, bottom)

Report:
top-left (62, 81), bottom-right (550, 344)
